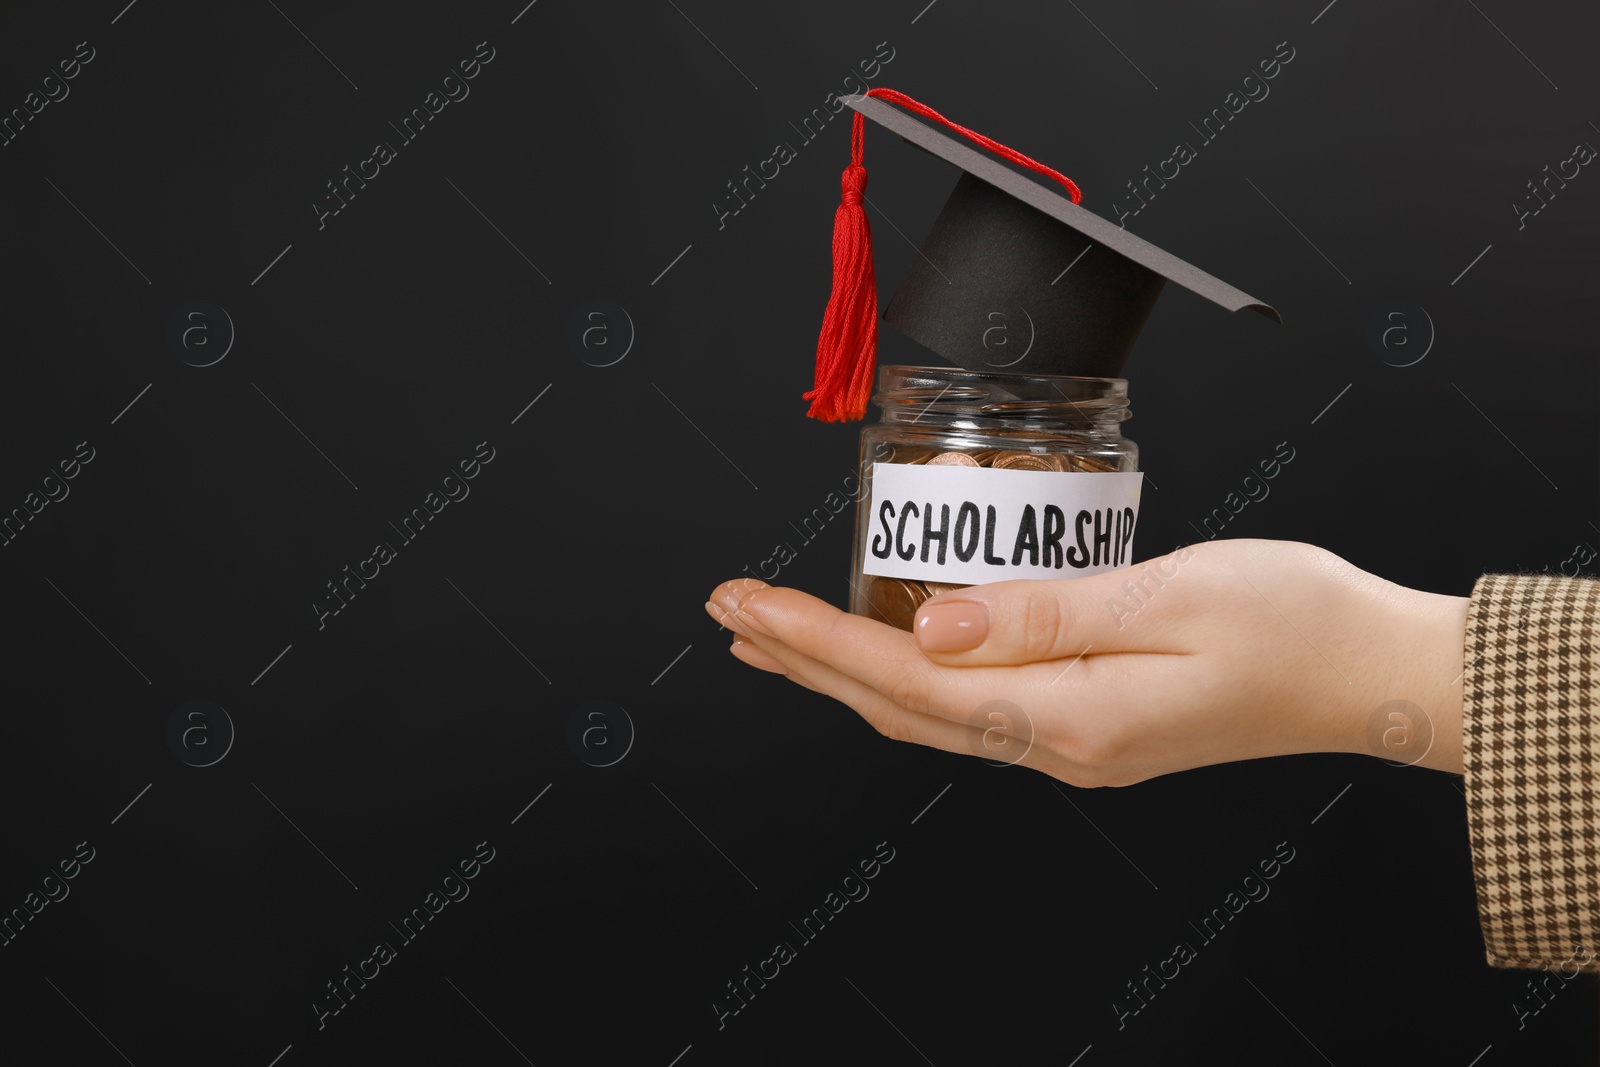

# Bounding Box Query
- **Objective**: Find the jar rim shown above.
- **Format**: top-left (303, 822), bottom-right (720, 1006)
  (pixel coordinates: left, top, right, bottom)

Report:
top-left (876, 364), bottom-right (1127, 388)
top-left (871, 364), bottom-right (1130, 429)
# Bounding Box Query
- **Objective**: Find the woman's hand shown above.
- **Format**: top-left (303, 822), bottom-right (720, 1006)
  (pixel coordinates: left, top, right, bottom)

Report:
top-left (706, 539), bottom-right (1467, 785)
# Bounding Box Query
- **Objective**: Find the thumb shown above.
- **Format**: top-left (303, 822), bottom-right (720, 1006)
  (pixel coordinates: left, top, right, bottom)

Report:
top-left (912, 551), bottom-right (1193, 665)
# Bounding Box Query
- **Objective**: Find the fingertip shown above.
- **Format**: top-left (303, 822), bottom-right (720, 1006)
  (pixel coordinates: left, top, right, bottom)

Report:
top-left (705, 599), bottom-right (738, 633)
top-left (725, 583), bottom-right (824, 639)
top-left (709, 578), bottom-right (770, 631)
top-left (709, 577), bottom-right (769, 611)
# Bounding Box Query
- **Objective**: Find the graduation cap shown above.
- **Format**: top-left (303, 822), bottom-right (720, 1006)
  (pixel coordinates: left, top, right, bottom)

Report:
top-left (804, 89), bottom-right (1280, 422)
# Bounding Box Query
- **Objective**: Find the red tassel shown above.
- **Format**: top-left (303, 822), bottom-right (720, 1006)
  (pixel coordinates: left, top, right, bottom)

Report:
top-left (805, 88), bottom-right (1083, 423)
top-left (804, 111), bottom-right (876, 422)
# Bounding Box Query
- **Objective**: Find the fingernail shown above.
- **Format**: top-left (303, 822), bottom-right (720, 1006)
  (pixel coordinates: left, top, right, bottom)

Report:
top-left (915, 600), bottom-right (989, 653)
top-left (730, 636), bottom-right (785, 673)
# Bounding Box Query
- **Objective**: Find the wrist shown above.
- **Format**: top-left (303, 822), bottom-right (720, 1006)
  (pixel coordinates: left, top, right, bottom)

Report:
top-left (1338, 582), bottom-right (1467, 774)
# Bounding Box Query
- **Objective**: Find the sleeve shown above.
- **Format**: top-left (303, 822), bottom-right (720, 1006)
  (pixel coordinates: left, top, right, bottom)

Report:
top-left (1463, 572), bottom-right (1600, 972)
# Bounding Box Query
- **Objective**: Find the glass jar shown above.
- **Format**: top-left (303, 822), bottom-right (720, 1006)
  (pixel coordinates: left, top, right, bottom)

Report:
top-left (850, 366), bottom-right (1141, 630)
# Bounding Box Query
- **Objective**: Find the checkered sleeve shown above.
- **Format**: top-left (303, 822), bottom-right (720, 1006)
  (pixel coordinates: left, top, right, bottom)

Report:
top-left (1464, 573), bottom-right (1600, 971)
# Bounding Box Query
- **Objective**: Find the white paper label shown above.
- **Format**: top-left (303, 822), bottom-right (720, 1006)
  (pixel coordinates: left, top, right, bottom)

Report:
top-left (862, 462), bottom-right (1143, 584)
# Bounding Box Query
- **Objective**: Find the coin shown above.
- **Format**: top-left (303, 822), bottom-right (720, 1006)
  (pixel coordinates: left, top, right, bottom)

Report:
top-left (991, 450), bottom-right (1057, 471)
top-left (859, 576), bottom-right (893, 625)
top-left (922, 581), bottom-right (969, 597)
top-left (926, 451), bottom-right (981, 467)
top-left (886, 445), bottom-right (940, 465)
top-left (866, 576), bottom-right (921, 631)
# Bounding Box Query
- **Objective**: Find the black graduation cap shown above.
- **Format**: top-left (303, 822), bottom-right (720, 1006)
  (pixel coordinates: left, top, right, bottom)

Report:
top-left (804, 89), bottom-right (1279, 422)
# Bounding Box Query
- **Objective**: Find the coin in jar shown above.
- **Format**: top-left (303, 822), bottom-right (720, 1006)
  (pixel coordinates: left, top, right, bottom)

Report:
top-left (991, 450), bottom-right (1057, 471)
top-left (867, 576), bottom-right (922, 631)
top-left (887, 445), bottom-right (941, 465)
top-left (926, 451), bottom-right (981, 467)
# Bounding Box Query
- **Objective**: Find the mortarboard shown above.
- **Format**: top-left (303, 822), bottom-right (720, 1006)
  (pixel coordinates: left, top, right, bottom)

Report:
top-left (805, 89), bottom-right (1280, 422)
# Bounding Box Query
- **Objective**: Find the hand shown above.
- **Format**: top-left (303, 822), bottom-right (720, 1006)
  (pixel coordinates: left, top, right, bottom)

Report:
top-left (706, 539), bottom-right (1467, 785)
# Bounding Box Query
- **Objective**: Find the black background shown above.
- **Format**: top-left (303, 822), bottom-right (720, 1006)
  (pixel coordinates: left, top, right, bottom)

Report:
top-left (1, 0), bottom-right (1596, 1063)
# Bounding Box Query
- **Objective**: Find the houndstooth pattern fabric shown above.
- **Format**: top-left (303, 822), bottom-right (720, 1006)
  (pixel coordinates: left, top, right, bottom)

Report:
top-left (1464, 573), bottom-right (1600, 971)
